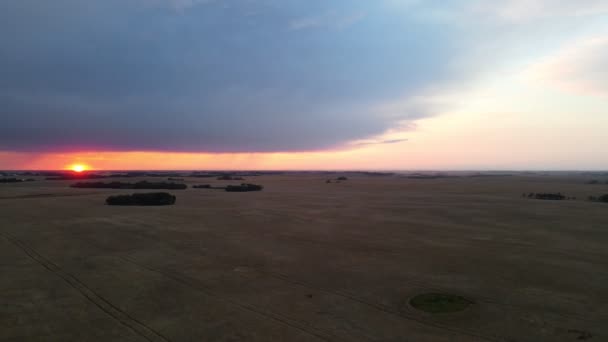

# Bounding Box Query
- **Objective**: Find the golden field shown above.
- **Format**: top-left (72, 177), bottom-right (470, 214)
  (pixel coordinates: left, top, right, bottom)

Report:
top-left (1, 173), bottom-right (607, 341)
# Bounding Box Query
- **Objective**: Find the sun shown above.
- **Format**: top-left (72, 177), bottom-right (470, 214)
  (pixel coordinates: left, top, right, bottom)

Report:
top-left (70, 164), bottom-right (88, 173)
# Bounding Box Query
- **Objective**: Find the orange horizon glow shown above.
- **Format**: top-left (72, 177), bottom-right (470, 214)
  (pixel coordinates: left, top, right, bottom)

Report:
top-left (4, 149), bottom-right (385, 171)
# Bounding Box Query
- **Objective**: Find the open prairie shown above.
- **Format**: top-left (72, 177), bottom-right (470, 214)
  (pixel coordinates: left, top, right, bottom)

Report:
top-left (1, 173), bottom-right (607, 341)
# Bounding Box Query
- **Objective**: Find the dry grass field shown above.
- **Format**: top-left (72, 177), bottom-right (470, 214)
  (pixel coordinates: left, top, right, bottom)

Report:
top-left (1, 173), bottom-right (607, 341)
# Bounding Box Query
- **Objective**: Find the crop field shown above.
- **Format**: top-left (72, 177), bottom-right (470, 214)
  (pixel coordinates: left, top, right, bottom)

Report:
top-left (1, 173), bottom-right (607, 341)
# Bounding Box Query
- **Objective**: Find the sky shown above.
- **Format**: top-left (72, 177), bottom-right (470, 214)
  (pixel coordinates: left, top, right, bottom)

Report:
top-left (1, 0), bottom-right (607, 170)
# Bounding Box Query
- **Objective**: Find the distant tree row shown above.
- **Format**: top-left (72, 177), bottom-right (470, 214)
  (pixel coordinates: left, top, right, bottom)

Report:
top-left (192, 184), bottom-right (264, 191)
top-left (0, 178), bottom-right (35, 183)
top-left (522, 192), bottom-right (608, 202)
top-left (586, 180), bottom-right (608, 185)
top-left (188, 172), bottom-right (267, 178)
top-left (225, 184), bottom-right (263, 192)
top-left (588, 194), bottom-right (608, 203)
top-left (106, 192), bottom-right (176, 206)
top-left (326, 176), bottom-right (348, 183)
top-left (217, 175), bottom-right (245, 181)
top-left (71, 181), bottom-right (187, 190)
top-left (522, 192), bottom-right (569, 200)
top-left (46, 173), bottom-right (106, 180)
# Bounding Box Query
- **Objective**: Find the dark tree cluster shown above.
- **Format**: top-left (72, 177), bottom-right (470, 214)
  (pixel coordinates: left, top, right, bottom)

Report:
top-left (523, 192), bottom-right (567, 200)
top-left (217, 175), bottom-right (245, 181)
top-left (225, 184), bottom-right (263, 192)
top-left (192, 184), bottom-right (211, 189)
top-left (327, 176), bottom-right (349, 183)
top-left (106, 192), bottom-right (176, 206)
top-left (586, 180), bottom-right (608, 185)
top-left (589, 194), bottom-right (608, 203)
top-left (168, 178), bottom-right (184, 181)
top-left (71, 181), bottom-right (187, 190)
top-left (1, 178), bottom-right (35, 183)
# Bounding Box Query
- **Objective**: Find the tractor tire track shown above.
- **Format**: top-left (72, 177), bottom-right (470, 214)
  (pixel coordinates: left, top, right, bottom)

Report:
top-left (118, 256), bottom-right (339, 342)
top-left (0, 232), bottom-right (171, 342)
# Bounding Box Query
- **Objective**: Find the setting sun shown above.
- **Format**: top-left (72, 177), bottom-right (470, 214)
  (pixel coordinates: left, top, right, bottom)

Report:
top-left (70, 164), bottom-right (88, 173)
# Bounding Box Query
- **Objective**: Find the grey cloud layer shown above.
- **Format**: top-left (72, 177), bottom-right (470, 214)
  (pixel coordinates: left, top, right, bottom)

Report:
top-left (0, 0), bottom-right (462, 152)
top-left (7, 0), bottom-right (591, 152)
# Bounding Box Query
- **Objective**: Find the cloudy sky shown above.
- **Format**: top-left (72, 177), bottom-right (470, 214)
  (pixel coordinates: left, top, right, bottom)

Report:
top-left (1, 0), bottom-right (607, 170)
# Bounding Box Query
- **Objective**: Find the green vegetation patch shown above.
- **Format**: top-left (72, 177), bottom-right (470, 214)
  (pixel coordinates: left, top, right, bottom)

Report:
top-left (409, 293), bottom-right (473, 313)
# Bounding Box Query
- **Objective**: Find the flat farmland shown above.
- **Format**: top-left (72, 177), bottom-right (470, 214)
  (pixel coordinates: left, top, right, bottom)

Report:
top-left (1, 173), bottom-right (607, 341)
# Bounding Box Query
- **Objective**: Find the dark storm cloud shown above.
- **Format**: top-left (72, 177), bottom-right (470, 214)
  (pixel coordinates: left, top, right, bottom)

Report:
top-left (0, 0), bottom-right (460, 152)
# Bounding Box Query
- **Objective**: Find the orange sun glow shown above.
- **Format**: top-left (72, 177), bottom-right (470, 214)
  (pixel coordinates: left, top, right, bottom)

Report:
top-left (70, 164), bottom-right (88, 172)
